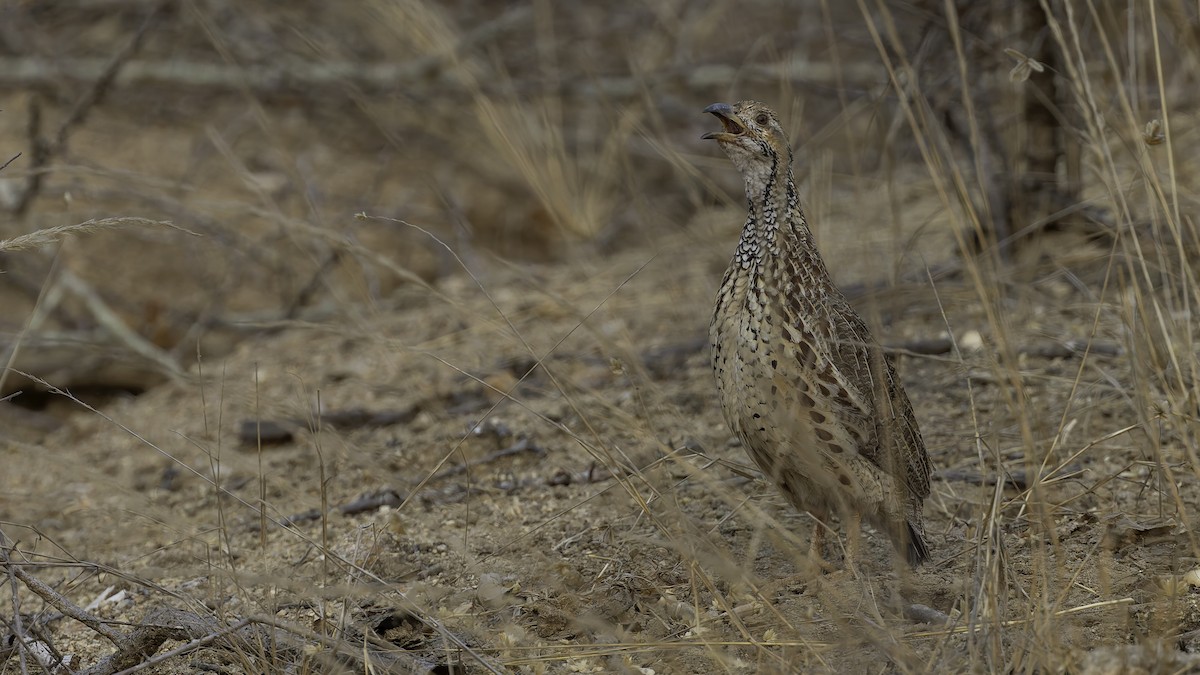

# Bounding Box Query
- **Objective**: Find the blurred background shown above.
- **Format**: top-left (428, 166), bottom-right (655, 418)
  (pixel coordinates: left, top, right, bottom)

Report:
top-left (0, 0), bottom-right (1092, 415)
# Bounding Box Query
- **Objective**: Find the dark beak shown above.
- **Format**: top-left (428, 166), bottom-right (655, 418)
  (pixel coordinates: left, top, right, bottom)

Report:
top-left (702, 103), bottom-right (745, 141)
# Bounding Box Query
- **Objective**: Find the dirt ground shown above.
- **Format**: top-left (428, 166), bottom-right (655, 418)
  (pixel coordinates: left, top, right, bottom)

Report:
top-left (4, 2), bottom-right (1200, 674)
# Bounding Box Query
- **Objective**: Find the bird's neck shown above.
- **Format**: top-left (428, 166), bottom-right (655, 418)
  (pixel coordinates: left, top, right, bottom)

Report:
top-left (734, 164), bottom-right (816, 270)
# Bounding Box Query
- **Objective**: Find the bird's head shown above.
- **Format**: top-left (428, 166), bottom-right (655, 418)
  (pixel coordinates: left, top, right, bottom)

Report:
top-left (702, 101), bottom-right (793, 194)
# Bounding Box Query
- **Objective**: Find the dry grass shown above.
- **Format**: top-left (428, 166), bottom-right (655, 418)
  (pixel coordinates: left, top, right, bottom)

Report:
top-left (3, 1), bottom-right (1200, 673)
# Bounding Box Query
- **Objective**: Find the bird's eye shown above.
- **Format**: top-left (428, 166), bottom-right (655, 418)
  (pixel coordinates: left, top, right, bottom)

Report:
top-left (755, 113), bottom-right (769, 126)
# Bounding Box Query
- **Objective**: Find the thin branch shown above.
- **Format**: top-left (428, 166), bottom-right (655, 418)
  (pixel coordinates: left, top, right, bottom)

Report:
top-left (0, 54), bottom-right (879, 99)
top-left (2, 551), bottom-right (124, 647)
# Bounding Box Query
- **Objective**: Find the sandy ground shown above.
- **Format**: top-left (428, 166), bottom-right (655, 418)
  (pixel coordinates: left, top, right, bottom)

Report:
top-left (4, 192), bottom-right (1191, 672)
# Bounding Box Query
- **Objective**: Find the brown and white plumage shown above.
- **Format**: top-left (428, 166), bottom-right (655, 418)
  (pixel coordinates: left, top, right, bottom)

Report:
top-left (703, 101), bottom-right (931, 566)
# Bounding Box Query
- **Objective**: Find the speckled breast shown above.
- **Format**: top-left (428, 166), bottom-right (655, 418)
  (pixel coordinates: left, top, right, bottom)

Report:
top-left (710, 269), bottom-right (875, 509)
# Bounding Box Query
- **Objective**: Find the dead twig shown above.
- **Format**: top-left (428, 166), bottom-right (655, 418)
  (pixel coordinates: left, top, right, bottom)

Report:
top-left (242, 612), bottom-right (439, 674)
top-left (432, 436), bottom-right (542, 480)
top-left (885, 337), bottom-right (954, 356)
top-left (2, 545), bottom-right (124, 647)
top-left (278, 488), bottom-right (407, 527)
top-left (935, 463), bottom-right (1083, 490)
top-left (81, 606), bottom-right (273, 675)
top-left (1019, 340), bottom-right (1123, 359)
top-left (237, 405), bottom-right (419, 447)
top-left (2, 531), bottom-right (442, 673)
top-left (110, 626), bottom-right (247, 675)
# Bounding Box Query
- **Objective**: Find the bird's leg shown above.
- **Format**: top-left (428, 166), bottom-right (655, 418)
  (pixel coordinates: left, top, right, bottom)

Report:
top-left (843, 510), bottom-right (862, 576)
top-left (808, 510), bottom-right (828, 568)
top-left (766, 511), bottom-right (831, 591)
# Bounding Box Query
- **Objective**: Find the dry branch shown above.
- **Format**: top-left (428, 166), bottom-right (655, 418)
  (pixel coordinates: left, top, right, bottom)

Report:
top-left (4, 550), bottom-right (124, 648)
top-left (278, 488), bottom-right (407, 527)
top-left (0, 5), bottom-right (531, 96)
top-left (0, 54), bottom-right (880, 99)
top-left (1, 545), bottom-right (441, 675)
top-left (432, 435), bottom-right (542, 480)
top-left (86, 607), bottom-right (267, 675)
top-left (935, 463), bottom-right (1082, 490)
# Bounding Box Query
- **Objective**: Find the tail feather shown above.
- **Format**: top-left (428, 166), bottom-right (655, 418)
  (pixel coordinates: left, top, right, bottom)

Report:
top-left (906, 521), bottom-right (930, 566)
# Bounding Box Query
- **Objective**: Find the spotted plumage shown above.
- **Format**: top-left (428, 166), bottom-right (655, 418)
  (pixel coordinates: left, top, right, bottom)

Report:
top-left (703, 101), bottom-right (931, 566)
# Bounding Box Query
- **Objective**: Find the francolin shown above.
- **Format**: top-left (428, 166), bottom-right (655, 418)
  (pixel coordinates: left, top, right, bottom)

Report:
top-left (703, 101), bottom-right (931, 566)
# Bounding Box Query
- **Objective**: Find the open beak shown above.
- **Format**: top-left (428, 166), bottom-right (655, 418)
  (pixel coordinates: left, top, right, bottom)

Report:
top-left (702, 103), bottom-right (745, 141)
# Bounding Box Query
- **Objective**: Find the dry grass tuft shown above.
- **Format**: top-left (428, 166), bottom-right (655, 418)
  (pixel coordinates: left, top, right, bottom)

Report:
top-left (0, 217), bottom-right (183, 253)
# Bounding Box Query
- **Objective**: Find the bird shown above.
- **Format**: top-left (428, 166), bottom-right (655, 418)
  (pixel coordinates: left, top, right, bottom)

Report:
top-left (702, 100), bottom-right (932, 567)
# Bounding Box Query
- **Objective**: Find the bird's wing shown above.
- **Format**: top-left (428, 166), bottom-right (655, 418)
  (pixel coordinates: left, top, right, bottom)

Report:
top-left (828, 305), bottom-right (931, 499)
